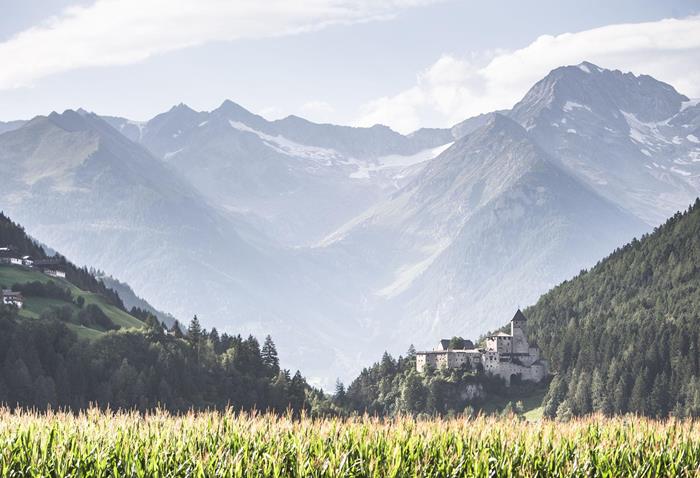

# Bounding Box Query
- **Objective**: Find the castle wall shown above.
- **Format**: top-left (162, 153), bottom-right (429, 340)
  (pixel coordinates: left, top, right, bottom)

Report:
top-left (416, 312), bottom-right (547, 386)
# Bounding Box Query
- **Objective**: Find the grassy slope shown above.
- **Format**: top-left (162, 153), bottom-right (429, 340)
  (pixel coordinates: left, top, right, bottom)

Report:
top-left (0, 264), bottom-right (143, 335)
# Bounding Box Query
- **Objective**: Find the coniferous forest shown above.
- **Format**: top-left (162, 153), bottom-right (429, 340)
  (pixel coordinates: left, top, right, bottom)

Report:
top-left (527, 199), bottom-right (700, 419)
top-left (0, 305), bottom-right (310, 412)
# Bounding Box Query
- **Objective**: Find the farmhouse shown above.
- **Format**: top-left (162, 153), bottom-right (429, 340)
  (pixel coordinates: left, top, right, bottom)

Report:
top-left (0, 248), bottom-right (22, 266)
top-left (33, 259), bottom-right (67, 278)
top-left (1, 290), bottom-right (24, 308)
top-left (416, 310), bottom-right (548, 386)
top-left (43, 268), bottom-right (66, 279)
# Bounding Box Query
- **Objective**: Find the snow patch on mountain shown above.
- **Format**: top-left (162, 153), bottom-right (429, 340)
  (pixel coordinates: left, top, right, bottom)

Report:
top-left (681, 99), bottom-right (700, 111)
top-left (229, 120), bottom-right (342, 164)
top-left (164, 148), bottom-right (184, 159)
top-left (622, 111), bottom-right (671, 147)
top-left (346, 142), bottom-right (453, 179)
top-left (671, 167), bottom-right (692, 176)
top-left (563, 101), bottom-right (591, 113)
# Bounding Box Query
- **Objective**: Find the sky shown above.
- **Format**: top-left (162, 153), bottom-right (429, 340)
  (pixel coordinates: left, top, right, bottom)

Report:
top-left (1, 0), bottom-right (699, 133)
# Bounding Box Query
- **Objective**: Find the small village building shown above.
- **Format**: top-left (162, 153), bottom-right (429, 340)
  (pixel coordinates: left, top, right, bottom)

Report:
top-left (43, 268), bottom-right (66, 279)
top-left (34, 259), bottom-right (67, 278)
top-left (1, 290), bottom-right (24, 308)
top-left (0, 248), bottom-right (23, 266)
top-left (416, 310), bottom-right (548, 386)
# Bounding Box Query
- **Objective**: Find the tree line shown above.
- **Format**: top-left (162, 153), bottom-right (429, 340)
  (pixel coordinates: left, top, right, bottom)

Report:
top-left (527, 199), bottom-right (700, 419)
top-left (0, 306), bottom-right (310, 413)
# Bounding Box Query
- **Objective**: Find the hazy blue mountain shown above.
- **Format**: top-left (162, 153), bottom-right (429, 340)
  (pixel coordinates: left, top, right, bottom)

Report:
top-left (0, 120), bottom-right (26, 135)
top-left (98, 273), bottom-right (178, 327)
top-left (510, 61), bottom-right (700, 225)
top-left (111, 100), bottom-right (454, 245)
top-left (0, 109), bottom-right (282, 335)
top-left (3, 62), bottom-right (699, 387)
top-left (317, 114), bottom-right (648, 350)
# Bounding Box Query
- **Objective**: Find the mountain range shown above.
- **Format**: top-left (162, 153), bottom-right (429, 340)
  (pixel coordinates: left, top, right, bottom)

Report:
top-left (1, 61), bottom-right (698, 386)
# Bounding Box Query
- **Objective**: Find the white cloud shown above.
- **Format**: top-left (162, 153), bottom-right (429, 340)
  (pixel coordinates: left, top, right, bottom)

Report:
top-left (0, 0), bottom-right (438, 89)
top-left (299, 100), bottom-right (336, 122)
top-left (356, 15), bottom-right (700, 133)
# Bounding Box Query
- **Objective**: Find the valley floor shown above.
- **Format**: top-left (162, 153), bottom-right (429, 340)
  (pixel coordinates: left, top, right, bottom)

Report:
top-left (2, 409), bottom-right (699, 477)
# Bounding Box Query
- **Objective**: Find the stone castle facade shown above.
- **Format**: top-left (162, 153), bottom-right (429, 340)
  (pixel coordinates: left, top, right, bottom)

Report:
top-left (416, 310), bottom-right (548, 386)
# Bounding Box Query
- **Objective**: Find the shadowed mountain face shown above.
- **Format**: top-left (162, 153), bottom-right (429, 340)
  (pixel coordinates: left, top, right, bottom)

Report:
top-left (2, 62), bottom-right (699, 387)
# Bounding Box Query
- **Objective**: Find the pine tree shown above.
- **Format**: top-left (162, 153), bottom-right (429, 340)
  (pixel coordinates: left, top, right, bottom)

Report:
top-left (591, 369), bottom-right (611, 415)
top-left (187, 315), bottom-right (202, 342)
top-left (334, 379), bottom-right (346, 406)
top-left (572, 371), bottom-right (592, 415)
top-left (380, 352), bottom-right (396, 376)
top-left (261, 335), bottom-right (280, 376)
top-left (556, 399), bottom-right (573, 422)
top-left (629, 370), bottom-right (649, 415)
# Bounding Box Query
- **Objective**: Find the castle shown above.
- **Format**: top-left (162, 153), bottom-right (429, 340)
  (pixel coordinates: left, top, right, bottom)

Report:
top-left (415, 310), bottom-right (548, 386)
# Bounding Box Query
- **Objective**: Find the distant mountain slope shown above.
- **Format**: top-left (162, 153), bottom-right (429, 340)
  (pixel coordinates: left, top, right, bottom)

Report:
top-left (526, 199), bottom-right (700, 418)
top-left (510, 61), bottom-right (700, 225)
top-left (98, 274), bottom-right (177, 327)
top-left (106, 101), bottom-right (453, 245)
top-left (0, 109), bottom-right (280, 333)
top-left (0, 120), bottom-right (25, 135)
top-left (319, 114), bottom-right (647, 347)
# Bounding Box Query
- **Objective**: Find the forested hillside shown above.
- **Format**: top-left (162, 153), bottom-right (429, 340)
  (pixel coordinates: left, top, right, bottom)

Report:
top-left (0, 307), bottom-right (310, 411)
top-left (1, 212), bottom-right (124, 310)
top-left (527, 199), bottom-right (700, 418)
top-left (0, 212), bottom-right (313, 411)
top-left (0, 212), bottom-right (138, 336)
top-left (335, 349), bottom-right (543, 418)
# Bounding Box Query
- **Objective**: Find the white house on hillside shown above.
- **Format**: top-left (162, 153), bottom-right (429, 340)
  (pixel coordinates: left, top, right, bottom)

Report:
top-left (1, 290), bottom-right (24, 308)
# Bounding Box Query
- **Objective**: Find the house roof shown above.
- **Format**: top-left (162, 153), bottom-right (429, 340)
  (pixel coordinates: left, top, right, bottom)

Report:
top-left (34, 258), bottom-right (63, 267)
top-left (512, 309), bottom-right (528, 322)
top-left (2, 290), bottom-right (22, 297)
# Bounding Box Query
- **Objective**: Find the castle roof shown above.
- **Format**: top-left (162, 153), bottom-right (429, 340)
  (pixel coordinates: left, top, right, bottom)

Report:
top-left (512, 309), bottom-right (528, 322)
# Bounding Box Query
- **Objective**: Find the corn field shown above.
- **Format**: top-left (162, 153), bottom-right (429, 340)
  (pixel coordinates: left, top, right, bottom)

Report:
top-left (1, 408), bottom-right (699, 477)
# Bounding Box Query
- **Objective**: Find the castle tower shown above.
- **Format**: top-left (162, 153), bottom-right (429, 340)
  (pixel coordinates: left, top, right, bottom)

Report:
top-left (510, 309), bottom-right (529, 354)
